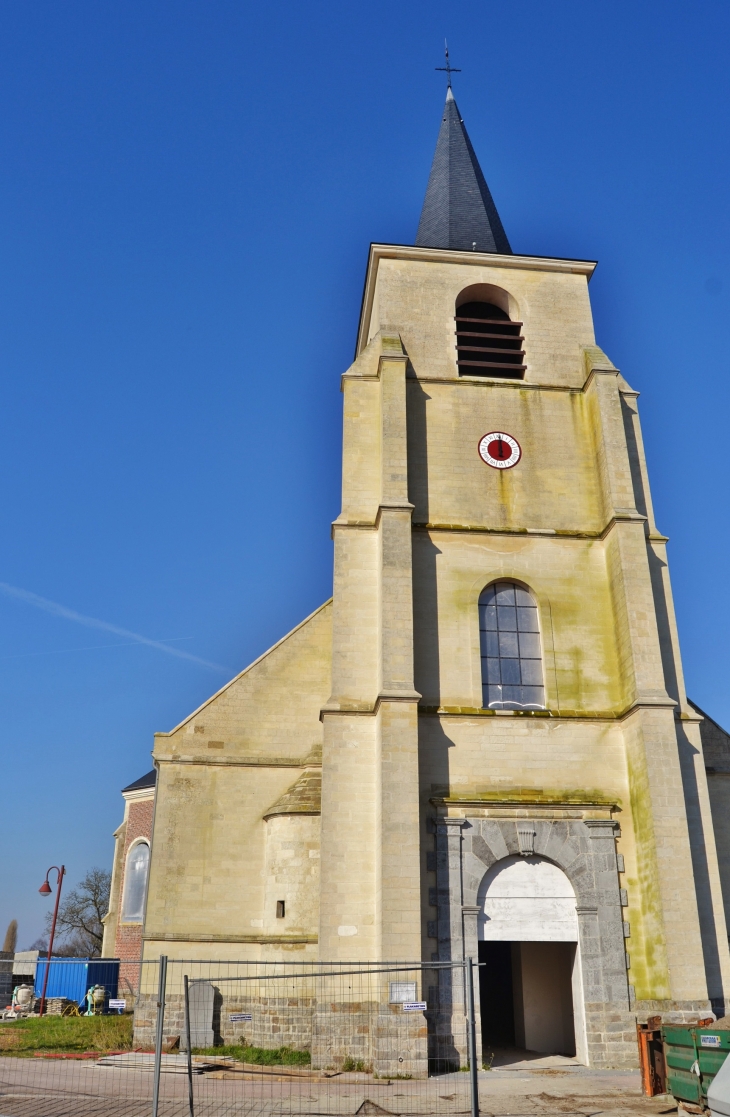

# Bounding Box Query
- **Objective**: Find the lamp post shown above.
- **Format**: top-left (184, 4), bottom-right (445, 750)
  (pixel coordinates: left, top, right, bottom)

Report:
top-left (38, 865), bottom-right (65, 1017)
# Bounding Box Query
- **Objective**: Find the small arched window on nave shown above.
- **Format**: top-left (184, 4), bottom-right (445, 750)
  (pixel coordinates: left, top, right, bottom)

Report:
top-left (121, 841), bottom-right (150, 923)
top-left (479, 582), bottom-right (545, 709)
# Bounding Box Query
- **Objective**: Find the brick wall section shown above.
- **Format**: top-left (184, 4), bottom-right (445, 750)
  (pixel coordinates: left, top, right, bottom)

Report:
top-left (115, 796), bottom-right (154, 997)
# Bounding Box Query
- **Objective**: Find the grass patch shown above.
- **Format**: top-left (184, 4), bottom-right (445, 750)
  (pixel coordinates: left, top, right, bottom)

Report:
top-left (341, 1056), bottom-right (370, 1072)
top-left (192, 1043), bottom-right (310, 1066)
top-left (0, 1015), bottom-right (133, 1057)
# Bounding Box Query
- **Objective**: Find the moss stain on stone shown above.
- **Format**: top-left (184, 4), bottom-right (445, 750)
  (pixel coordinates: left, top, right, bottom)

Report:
top-left (624, 742), bottom-right (671, 1000)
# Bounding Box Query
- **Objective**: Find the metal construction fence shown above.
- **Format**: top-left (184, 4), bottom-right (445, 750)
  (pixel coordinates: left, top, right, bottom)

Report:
top-left (0, 957), bottom-right (482, 1117)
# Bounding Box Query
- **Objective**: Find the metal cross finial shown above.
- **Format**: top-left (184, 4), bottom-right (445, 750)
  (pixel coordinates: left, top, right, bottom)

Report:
top-left (435, 41), bottom-right (461, 89)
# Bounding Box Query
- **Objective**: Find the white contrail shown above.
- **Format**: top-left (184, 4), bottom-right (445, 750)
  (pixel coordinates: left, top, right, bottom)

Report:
top-left (0, 637), bottom-right (193, 659)
top-left (0, 582), bottom-right (230, 674)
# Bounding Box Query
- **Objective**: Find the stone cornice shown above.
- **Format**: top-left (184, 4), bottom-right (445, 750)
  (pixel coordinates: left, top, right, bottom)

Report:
top-left (370, 243), bottom-right (597, 274)
top-left (430, 796), bottom-right (617, 819)
top-left (332, 502), bottom-right (414, 538)
top-left (335, 513), bottom-right (654, 541)
top-left (123, 787), bottom-right (156, 803)
top-left (581, 365), bottom-right (620, 392)
top-left (375, 502), bottom-right (414, 530)
top-left (347, 372), bottom-right (583, 391)
top-left (347, 368), bottom-right (647, 396)
top-left (419, 695), bottom-right (676, 722)
top-left (320, 689), bottom-right (421, 721)
top-left (411, 514), bottom-right (648, 542)
top-left (415, 516), bottom-right (647, 542)
top-left (583, 819), bottom-right (620, 835)
top-left (144, 932), bottom-right (318, 944)
top-left (154, 755), bottom-right (320, 769)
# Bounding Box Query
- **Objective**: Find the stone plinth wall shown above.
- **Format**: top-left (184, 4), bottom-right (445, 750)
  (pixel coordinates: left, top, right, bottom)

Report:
top-left (584, 1004), bottom-right (639, 1069)
top-left (133, 993), bottom-right (184, 1050)
top-left (311, 1003), bottom-right (376, 1070)
top-left (133, 992), bottom-right (316, 1052)
top-left (634, 999), bottom-right (719, 1025)
top-left (220, 995), bottom-right (315, 1050)
top-left (133, 991), bottom-right (429, 1076)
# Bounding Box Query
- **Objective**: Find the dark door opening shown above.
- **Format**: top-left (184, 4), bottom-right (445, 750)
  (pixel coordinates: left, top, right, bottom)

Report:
top-left (478, 941), bottom-right (515, 1047)
top-left (478, 941), bottom-right (576, 1058)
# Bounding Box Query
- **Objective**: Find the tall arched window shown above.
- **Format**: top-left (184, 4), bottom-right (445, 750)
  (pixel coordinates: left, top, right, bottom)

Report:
top-left (479, 582), bottom-right (545, 709)
top-left (121, 841), bottom-right (150, 922)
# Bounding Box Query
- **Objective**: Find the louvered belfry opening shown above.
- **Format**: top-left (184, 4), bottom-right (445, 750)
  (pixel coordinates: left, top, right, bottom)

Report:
top-left (455, 301), bottom-right (526, 379)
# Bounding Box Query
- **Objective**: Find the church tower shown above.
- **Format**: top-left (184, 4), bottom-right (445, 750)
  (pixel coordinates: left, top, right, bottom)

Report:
top-left (318, 86), bottom-right (730, 1064)
top-left (134, 83), bottom-right (730, 1072)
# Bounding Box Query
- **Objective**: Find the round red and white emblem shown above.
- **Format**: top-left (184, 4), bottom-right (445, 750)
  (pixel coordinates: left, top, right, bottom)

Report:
top-left (478, 431), bottom-right (521, 469)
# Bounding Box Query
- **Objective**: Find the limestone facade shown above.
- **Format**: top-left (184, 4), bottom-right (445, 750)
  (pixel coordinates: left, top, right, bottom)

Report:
top-left (117, 242), bottom-right (730, 1069)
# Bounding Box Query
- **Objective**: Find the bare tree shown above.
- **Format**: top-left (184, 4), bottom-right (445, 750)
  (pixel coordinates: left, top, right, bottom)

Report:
top-left (26, 935), bottom-right (84, 957)
top-left (2, 920), bottom-right (17, 953)
top-left (43, 868), bottom-right (111, 958)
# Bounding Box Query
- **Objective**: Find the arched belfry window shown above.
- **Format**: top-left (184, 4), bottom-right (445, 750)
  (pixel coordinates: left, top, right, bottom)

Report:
top-left (479, 582), bottom-right (545, 709)
top-left (121, 841), bottom-right (150, 923)
top-left (455, 301), bottom-right (526, 379)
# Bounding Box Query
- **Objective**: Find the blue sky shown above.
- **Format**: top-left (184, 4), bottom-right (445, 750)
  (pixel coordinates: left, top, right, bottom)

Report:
top-left (1, 0), bottom-right (728, 947)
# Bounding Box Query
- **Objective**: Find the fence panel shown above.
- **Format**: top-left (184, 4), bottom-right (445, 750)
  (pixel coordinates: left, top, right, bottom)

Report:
top-left (0, 957), bottom-right (158, 1117)
top-left (0, 957), bottom-right (478, 1117)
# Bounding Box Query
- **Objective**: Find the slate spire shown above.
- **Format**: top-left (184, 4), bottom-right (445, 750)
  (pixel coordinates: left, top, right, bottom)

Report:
top-left (416, 88), bottom-right (511, 254)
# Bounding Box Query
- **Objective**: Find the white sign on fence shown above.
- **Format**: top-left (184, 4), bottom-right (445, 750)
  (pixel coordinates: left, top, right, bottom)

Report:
top-left (229, 1013), bottom-right (253, 1022)
top-left (403, 1002), bottom-right (427, 1012)
top-left (389, 982), bottom-right (417, 1004)
top-left (108, 999), bottom-right (126, 1010)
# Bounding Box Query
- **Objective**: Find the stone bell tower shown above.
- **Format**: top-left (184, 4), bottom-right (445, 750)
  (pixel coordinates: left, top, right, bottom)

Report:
top-left (318, 85), bottom-right (730, 1066)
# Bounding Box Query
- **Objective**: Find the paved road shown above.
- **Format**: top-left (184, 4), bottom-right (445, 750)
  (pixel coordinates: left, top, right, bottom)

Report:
top-left (0, 1057), bottom-right (678, 1117)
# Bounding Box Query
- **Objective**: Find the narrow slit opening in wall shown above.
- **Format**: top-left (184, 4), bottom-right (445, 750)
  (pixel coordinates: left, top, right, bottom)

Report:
top-left (276, 900), bottom-right (285, 919)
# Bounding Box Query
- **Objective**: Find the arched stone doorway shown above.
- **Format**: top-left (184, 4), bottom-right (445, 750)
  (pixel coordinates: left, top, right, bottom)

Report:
top-left (432, 815), bottom-right (633, 1067)
top-left (477, 855), bottom-right (586, 1061)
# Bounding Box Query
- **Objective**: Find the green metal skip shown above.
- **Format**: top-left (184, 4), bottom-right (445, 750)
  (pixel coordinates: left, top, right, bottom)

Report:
top-left (663, 1025), bottom-right (730, 1107)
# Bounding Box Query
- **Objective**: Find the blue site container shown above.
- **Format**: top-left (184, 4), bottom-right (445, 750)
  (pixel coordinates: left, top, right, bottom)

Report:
top-left (34, 958), bottom-right (120, 1008)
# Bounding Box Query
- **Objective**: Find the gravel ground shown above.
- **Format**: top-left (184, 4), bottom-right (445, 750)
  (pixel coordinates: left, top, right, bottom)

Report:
top-left (0, 1055), bottom-right (679, 1117)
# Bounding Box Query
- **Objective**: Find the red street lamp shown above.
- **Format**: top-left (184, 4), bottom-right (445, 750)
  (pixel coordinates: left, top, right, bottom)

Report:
top-left (37, 865), bottom-right (65, 1017)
